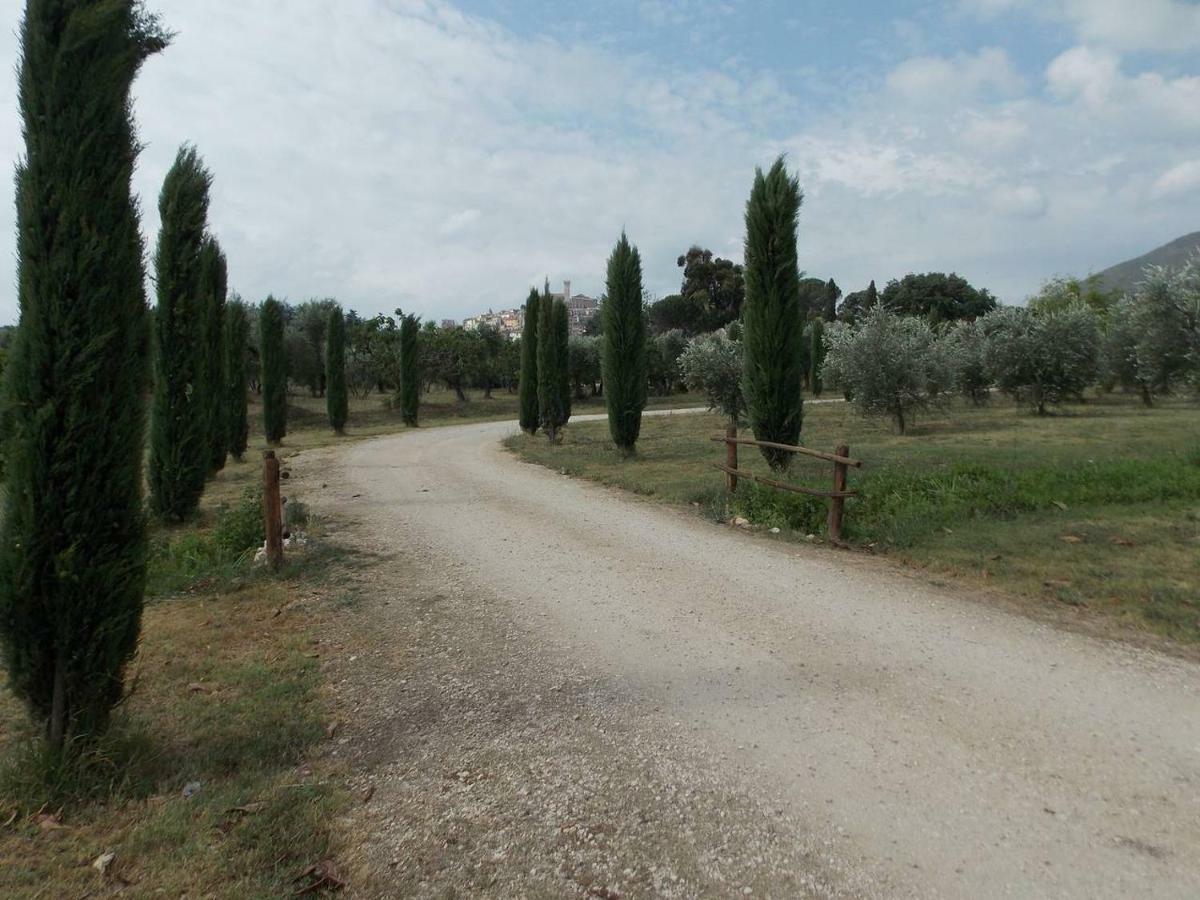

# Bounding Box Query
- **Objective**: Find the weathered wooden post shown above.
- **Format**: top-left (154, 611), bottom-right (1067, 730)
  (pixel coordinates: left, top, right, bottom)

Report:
top-left (725, 424), bottom-right (738, 492)
top-left (828, 443), bottom-right (849, 544)
top-left (263, 450), bottom-right (284, 571)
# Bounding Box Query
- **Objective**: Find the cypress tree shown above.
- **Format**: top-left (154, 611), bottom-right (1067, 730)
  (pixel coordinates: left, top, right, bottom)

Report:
top-left (810, 318), bottom-right (826, 397)
top-left (866, 279), bottom-right (878, 310)
top-left (149, 145), bottom-right (212, 520)
top-left (199, 236), bottom-right (228, 474)
top-left (0, 0), bottom-right (167, 749)
top-left (601, 232), bottom-right (648, 454)
top-left (260, 297), bottom-right (287, 445)
top-left (822, 278), bottom-right (840, 322)
top-left (326, 306), bottom-right (348, 434)
top-left (742, 157), bottom-right (804, 471)
top-left (398, 312), bottom-right (421, 427)
top-left (555, 298), bottom-right (572, 427)
top-left (518, 288), bottom-right (540, 433)
top-left (537, 296), bottom-right (568, 442)
top-left (224, 299), bottom-right (250, 460)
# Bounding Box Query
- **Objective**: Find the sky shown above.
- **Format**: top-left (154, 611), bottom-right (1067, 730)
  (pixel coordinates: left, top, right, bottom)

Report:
top-left (1, 0), bottom-right (1199, 325)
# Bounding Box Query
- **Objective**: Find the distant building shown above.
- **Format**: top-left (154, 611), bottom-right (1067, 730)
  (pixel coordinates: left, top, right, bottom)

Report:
top-left (454, 281), bottom-right (598, 339)
top-left (440, 318), bottom-right (458, 329)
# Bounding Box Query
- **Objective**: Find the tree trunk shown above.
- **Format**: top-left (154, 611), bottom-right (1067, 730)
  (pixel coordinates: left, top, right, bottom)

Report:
top-left (454, 382), bottom-right (468, 403)
top-left (48, 653), bottom-right (66, 750)
top-left (1141, 384), bottom-right (1154, 407)
top-left (895, 405), bottom-right (906, 435)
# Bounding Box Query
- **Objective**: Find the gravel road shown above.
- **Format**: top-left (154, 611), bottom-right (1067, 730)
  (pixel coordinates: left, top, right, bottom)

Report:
top-left (312, 411), bottom-right (1200, 898)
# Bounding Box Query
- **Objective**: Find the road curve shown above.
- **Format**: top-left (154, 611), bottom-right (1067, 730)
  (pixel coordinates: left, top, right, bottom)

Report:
top-left (335, 412), bottom-right (1200, 898)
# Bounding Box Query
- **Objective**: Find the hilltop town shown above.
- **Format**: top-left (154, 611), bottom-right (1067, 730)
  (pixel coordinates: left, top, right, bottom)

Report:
top-left (453, 280), bottom-right (600, 337)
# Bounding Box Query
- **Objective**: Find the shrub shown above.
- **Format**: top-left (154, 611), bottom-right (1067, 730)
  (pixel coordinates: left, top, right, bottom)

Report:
top-left (981, 304), bottom-right (1100, 413)
top-left (742, 157), bottom-right (804, 469)
top-left (679, 329), bottom-right (744, 427)
top-left (823, 306), bottom-right (950, 434)
top-left (213, 487), bottom-right (266, 561)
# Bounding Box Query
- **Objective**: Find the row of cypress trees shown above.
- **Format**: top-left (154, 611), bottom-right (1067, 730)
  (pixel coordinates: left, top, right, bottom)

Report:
top-left (516, 232), bottom-right (651, 454)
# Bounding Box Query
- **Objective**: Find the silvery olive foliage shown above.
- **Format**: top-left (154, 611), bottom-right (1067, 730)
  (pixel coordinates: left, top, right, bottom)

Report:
top-left (822, 306), bottom-right (952, 434)
top-left (939, 318), bottom-right (991, 406)
top-left (679, 328), bottom-right (745, 427)
top-left (979, 304), bottom-right (1101, 414)
top-left (1116, 259), bottom-right (1200, 401)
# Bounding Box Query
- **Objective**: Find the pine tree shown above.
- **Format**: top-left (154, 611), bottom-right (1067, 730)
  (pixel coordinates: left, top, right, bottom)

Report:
top-left (398, 312), bottom-right (421, 427)
top-left (810, 318), bottom-right (826, 397)
top-left (224, 299), bottom-right (250, 460)
top-left (0, 0), bottom-right (167, 749)
top-left (537, 296), bottom-right (569, 442)
top-left (555, 298), bottom-right (572, 427)
top-left (601, 232), bottom-right (648, 454)
top-left (518, 288), bottom-right (540, 433)
top-left (199, 236), bottom-right (228, 474)
top-left (742, 157), bottom-right (804, 471)
top-left (326, 306), bottom-right (348, 434)
top-left (149, 145), bottom-right (212, 520)
top-left (260, 297), bottom-right (288, 445)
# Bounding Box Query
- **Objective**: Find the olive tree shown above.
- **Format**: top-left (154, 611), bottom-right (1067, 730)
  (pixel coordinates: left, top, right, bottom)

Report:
top-left (822, 306), bottom-right (951, 434)
top-left (679, 329), bottom-right (744, 429)
top-left (980, 305), bottom-right (1101, 414)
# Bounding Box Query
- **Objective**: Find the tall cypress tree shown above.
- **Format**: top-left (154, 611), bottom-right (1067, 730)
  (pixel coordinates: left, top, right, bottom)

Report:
top-left (398, 312), bottom-right (420, 427)
top-left (866, 279), bottom-right (878, 310)
top-left (810, 318), bottom-right (826, 397)
top-left (224, 298), bottom-right (250, 460)
top-left (822, 278), bottom-right (840, 322)
top-left (0, 0), bottom-right (167, 749)
top-left (326, 306), bottom-right (348, 434)
top-left (260, 297), bottom-right (287, 445)
top-left (554, 298), bottom-right (572, 427)
top-left (601, 232), bottom-right (648, 454)
top-left (199, 236), bottom-right (228, 474)
top-left (149, 145), bottom-right (212, 520)
top-left (537, 296), bottom-right (568, 442)
top-left (742, 157), bottom-right (804, 471)
top-left (518, 288), bottom-right (540, 433)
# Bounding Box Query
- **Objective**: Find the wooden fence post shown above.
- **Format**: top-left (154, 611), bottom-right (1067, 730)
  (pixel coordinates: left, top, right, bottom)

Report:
top-left (828, 443), bottom-right (849, 545)
top-left (263, 450), bottom-right (284, 571)
top-left (725, 424), bottom-right (738, 493)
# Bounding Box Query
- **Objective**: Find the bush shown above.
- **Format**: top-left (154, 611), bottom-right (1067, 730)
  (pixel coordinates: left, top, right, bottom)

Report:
top-left (678, 329), bottom-right (744, 427)
top-left (981, 305), bottom-right (1100, 413)
top-left (214, 487), bottom-right (266, 561)
top-left (822, 306), bottom-right (951, 434)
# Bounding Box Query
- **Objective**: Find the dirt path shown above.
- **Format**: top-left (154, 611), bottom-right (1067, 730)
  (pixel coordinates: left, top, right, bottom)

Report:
top-left (302, 412), bottom-right (1200, 898)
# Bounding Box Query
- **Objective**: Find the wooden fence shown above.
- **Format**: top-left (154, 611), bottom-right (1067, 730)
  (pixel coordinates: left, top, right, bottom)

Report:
top-left (711, 427), bottom-right (862, 544)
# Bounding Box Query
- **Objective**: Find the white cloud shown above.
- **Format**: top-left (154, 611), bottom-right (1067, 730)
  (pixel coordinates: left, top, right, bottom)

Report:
top-left (962, 0), bottom-right (1200, 52)
top-left (887, 47), bottom-right (1024, 104)
top-left (1046, 46), bottom-right (1200, 131)
top-left (990, 184), bottom-right (1048, 218)
top-left (1152, 160), bottom-right (1200, 198)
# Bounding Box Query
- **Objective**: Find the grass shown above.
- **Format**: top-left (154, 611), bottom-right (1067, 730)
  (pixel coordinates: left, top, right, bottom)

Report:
top-left (507, 393), bottom-right (1200, 644)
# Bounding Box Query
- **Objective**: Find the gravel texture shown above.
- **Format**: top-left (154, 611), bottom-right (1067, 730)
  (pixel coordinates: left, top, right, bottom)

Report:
top-left (297, 411), bottom-right (1200, 898)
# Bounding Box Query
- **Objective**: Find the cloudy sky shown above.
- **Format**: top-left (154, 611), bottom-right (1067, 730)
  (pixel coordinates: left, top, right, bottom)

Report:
top-left (1, 0), bottom-right (1199, 324)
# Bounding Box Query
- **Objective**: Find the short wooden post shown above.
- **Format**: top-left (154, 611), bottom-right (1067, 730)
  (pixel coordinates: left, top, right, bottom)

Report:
top-left (725, 424), bottom-right (738, 492)
top-left (828, 443), bottom-right (849, 545)
top-left (263, 450), bottom-right (284, 571)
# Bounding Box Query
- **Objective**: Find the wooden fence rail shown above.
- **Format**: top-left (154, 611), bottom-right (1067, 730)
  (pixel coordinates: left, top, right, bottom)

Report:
top-left (711, 433), bottom-right (860, 545)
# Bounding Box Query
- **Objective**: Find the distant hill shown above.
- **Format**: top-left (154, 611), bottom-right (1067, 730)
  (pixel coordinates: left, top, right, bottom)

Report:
top-left (1095, 231), bottom-right (1200, 295)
